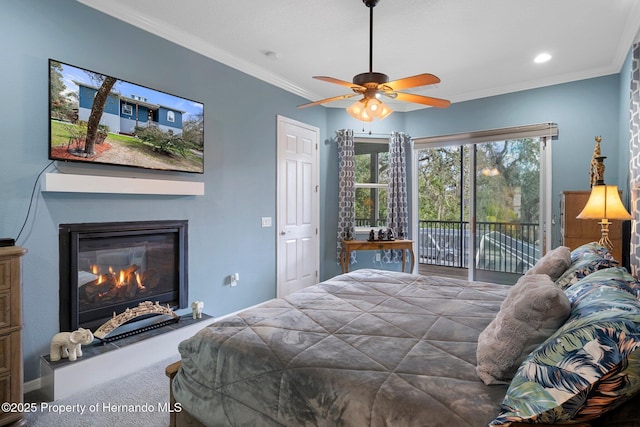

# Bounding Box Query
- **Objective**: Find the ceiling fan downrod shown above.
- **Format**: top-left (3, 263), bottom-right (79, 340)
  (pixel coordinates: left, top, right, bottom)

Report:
top-left (354, 0), bottom-right (388, 88)
top-left (363, 0), bottom-right (380, 74)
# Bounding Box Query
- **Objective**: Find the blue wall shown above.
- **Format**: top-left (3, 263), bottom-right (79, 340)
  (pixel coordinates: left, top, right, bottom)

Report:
top-left (0, 0), bottom-right (630, 382)
top-left (1, 0), bottom-right (326, 382)
top-left (404, 75), bottom-right (622, 249)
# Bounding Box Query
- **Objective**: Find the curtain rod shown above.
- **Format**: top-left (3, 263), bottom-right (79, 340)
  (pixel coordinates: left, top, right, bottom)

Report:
top-left (354, 132), bottom-right (392, 137)
top-left (413, 123), bottom-right (558, 146)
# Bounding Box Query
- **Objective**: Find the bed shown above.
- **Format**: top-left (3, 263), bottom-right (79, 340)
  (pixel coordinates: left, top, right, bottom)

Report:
top-left (167, 243), bottom-right (640, 427)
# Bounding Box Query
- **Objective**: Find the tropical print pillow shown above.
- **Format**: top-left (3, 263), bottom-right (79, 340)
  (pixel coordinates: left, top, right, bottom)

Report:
top-left (489, 270), bottom-right (640, 425)
top-left (569, 242), bottom-right (618, 264)
top-left (564, 267), bottom-right (640, 305)
top-left (555, 251), bottom-right (618, 291)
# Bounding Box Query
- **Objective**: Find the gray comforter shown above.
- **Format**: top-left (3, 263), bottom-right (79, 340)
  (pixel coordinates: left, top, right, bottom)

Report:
top-left (173, 269), bottom-right (511, 426)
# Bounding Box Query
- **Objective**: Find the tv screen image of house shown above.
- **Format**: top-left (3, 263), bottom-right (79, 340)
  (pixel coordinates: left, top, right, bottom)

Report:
top-left (49, 59), bottom-right (204, 174)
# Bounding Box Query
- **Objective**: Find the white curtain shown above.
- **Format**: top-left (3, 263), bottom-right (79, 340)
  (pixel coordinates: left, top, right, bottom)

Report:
top-left (336, 129), bottom-right (357, 264)
top-left (383, 131), bottom-right (411, 264)
top-left (630, 43), bottom-right (640, 276)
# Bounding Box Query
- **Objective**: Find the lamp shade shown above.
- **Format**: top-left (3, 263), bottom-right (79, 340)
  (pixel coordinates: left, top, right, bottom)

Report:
top-left (576, 185), bottom-right (632, 220)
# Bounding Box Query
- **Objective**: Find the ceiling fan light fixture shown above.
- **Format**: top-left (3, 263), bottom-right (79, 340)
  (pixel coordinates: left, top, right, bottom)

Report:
top-left (347, 98), bottom-right (392, 122)
top-left (347, 100), bottom-right (372, 122)
top-left (367, 98), bottom-right (392, 120)
top-left (366, 97), bottom-right (381, 113)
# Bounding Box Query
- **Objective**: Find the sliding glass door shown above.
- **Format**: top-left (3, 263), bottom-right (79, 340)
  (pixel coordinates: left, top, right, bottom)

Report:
top-left (473, 139), bottom-right (541, 284)
top-left (413, 124), bottom-right (555, 285)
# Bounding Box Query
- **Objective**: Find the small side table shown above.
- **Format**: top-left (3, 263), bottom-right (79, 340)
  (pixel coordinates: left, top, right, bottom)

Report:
top-left (340, 239), bottom-right (414, 274)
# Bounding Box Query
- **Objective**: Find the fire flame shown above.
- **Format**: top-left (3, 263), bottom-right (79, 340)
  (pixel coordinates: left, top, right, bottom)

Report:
top-left (135, 272), bottom-right (145, 290)
top-left (86, 263), bottom-right (148, 300)
top-left (92, 265), bottom-right (137, 291)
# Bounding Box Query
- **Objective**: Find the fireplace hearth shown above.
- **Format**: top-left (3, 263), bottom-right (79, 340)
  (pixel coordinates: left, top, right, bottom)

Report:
top-left (59, 220), bottom-right (188, 336)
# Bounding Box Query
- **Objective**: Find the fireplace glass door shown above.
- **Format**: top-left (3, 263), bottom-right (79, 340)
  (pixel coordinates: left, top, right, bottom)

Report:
top-left (59, 220), bottom-right (188, 332)
top-left (78, 232), bottom-right (177, 317)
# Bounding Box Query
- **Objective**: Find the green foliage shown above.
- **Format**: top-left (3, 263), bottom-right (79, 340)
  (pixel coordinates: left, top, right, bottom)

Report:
top-left (417, 146), bottom-right (466, 222)
top-left (134, 126), bottom-right (188, 157)
top-left (49, 60), bottom-right (78, 122)
top-left (181, 116), bottom-right (204, 151)
top-left (63, 121), bottom-right (87, 142)
top-left (418, 138), bottom-right (540, 227)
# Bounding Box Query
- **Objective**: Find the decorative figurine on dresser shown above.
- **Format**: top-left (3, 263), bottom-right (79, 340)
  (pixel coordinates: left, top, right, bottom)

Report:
top-left (0, 246), bottom-right (27, 426)
top-left (589, 136), bottom-right (604, 187)
top-left (344, 228), bottom-right (354, 241)
top-left (368, 228), bottom-right (396, 241)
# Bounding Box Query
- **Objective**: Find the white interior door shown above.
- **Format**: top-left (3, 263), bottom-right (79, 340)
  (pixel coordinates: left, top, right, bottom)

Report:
top-left (277, 116), bottom-right (319, 297)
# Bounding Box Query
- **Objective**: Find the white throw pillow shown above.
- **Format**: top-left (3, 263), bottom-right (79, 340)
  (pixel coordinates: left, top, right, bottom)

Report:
top-left (476, 273), bottom-right (571, 385)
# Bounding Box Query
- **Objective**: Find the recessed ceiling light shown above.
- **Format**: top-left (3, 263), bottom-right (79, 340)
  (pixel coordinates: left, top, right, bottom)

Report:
top-left (534, 53), bottom-right (552, 64)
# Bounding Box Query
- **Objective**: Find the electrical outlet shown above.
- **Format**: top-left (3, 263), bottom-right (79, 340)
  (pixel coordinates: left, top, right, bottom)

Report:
top-left (230, 273), bottom-right (239, 287)
top-left (375, 253), bottom-right (381, 262)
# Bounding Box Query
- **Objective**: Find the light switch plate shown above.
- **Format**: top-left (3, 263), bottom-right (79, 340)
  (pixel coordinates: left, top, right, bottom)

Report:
top-left (261, 217), bottom-right (272, 227)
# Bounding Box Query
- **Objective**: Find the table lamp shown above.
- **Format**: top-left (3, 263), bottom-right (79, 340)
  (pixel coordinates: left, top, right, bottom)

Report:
top-left (577, 183), bottom-right (632, 251)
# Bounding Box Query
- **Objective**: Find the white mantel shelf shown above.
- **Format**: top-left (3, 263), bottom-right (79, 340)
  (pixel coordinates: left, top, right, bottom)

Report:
top-left (44, 173), bottom-right (204, 196)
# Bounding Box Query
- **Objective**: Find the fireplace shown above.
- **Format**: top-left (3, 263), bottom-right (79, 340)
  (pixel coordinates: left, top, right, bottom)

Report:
top-left (59, 220), bottom-right (188, 336)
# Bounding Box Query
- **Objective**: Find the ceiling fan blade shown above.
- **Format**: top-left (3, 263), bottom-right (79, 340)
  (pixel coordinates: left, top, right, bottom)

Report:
top-left (313, 76), bottom-right (365, 91)
top-left (298, 93), bottom-right (359, 108)
top-left (382, 73), bottom-right (441, 91)
top-left (394, 92), bottom-right (451, 108)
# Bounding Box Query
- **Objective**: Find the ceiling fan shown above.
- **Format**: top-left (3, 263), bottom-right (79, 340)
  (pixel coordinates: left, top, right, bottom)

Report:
top-left (298, 0), bottom-right (450, 121)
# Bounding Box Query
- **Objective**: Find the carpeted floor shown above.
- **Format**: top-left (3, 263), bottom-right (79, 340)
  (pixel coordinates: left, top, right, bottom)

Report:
top-left (23, 356), bottom-right (180, 427)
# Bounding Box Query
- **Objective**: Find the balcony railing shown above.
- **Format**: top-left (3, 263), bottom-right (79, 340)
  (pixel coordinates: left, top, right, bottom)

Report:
top-left (355, 218), bottom-right (387, 228)
top-left (353, 218), bottom-right (539, 274)
top-left (418, 220), bottom-right (540, 274)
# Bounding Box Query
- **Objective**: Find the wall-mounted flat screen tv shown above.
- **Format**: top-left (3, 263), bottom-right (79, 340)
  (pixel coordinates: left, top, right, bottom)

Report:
top-left (49, 59), bottom-right (204, 174)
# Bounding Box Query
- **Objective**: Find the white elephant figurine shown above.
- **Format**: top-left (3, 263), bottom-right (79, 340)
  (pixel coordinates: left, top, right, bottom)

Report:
top-left (191, 301), bottom-right (204, 319)
top-left (49, 328), bottom-right (94, 362)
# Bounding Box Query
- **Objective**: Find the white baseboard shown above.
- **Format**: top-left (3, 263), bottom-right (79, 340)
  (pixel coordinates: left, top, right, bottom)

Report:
top-left (24, 378), bottom-right (41, 394)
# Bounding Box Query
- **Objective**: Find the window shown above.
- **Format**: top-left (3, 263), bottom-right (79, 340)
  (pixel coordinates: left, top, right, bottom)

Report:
top-left (121, 104), bottom-right (132, 115)
top-left (167, 111), bottom-right (175, 123)
top-left (355, 139), bottom-right (389, 230)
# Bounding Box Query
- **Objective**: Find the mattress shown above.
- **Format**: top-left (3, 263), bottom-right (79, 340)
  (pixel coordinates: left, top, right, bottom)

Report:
top-left (173, 269), bottom-right (512, 426)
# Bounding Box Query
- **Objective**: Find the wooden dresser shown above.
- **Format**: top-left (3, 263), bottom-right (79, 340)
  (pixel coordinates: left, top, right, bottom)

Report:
top-left (560, 190), bottom-right (623, 262)
top-left (0, 246), bottom-right (26, 426)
